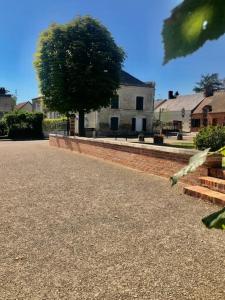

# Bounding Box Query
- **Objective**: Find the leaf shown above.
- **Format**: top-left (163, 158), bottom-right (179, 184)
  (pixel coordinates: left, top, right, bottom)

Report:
top-left (202, 207), bottom-right (225, 229)
top-left (170, 148), bottom-right (210, 186)
top-left (162, 0), bottom-right (225, 64)
top-left (217, 146), bottom-right (225, 157)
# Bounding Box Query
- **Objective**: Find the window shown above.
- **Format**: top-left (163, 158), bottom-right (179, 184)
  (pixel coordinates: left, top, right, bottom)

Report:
top-left (110, 117), bottom-right (119, 131)
top-left (191, 119), bottom-right (200, 128)
top-left (136, 97), bottom-right (144, 110)
top-left (111, 95), bottom-right (119, 109)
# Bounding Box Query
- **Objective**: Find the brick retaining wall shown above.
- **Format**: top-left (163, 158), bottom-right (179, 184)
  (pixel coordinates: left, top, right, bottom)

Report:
top-left (49, 134), bottom-right (208, 185)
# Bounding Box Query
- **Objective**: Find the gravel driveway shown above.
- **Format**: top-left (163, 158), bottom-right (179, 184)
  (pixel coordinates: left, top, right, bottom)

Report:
top-left (0, 140), bottom-right (225, 299)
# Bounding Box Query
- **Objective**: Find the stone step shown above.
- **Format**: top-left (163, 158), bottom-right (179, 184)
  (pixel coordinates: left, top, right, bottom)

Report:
top-left (199, 176), bottom-right (225, 194)
top-left (208, 168), bottom-right (225, 179)
top-left (184, 185), bottom-right (225, 206)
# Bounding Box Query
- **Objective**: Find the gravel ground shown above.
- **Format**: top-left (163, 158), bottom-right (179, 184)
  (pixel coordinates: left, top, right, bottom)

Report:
top-left (0, 140), bottom-right (225, 300)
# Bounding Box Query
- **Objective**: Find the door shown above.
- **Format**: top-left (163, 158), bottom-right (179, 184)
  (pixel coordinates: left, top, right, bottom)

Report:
top-left (135, 117), bottom-right (142, 132)
top-left (110, 117), bottom-right (119, 131)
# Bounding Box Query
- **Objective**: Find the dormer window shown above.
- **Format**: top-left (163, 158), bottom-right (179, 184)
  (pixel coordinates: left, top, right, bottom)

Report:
top-left (202, 105), bottom-right (212, 114)
top-left (111, 95), bottom-right (119, 109)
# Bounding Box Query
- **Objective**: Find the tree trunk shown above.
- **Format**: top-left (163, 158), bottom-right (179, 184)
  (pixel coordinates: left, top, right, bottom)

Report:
top-left (78, 110), bottom-right (85, 137)
top-left (69, 114), bottom-right (75, 136)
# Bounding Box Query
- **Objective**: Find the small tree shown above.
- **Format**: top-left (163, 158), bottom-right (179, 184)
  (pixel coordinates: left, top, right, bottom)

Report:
top-left (34, 16), bottom-right (125, 136)
top-left (193, 73), bottom-right (223, 96)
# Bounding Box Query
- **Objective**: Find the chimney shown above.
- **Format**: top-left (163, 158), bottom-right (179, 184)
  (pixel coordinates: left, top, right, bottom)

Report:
top-left (168, 90), bottom-right (174, 99)
top-left (175, 91), bottom-right (179, 97)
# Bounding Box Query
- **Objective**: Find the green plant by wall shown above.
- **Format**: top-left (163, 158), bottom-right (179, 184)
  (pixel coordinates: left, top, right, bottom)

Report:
top-left (0, 119), bottom-right (7, 136)
top-left (4, 111), bottom-right (43, 139)
top-left (42, 118), bottom-right (67, 132)
top-left (194, 126), bottom-right (225, 152)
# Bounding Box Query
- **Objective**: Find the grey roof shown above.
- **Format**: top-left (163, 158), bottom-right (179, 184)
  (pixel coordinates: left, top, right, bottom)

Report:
top-left (154, 100), bottom-right (166, 109)
top-left (120, 71), bottom-right (153, 87)
top-left (154, 93), bottom-right (205, 112)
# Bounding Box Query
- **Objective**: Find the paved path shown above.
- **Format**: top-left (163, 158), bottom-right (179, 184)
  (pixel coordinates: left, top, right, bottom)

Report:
top-left (0, 140), bottom-right (225, 299)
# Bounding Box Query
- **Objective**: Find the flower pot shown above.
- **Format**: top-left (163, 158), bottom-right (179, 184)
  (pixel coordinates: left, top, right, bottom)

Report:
top-left (204, 153), bottom-right (222, 168)
top-left (177, 133), bottom-right (183, 140)
top-left (138, 133), bottom-right (145, 142)
top-left (153, 135), bottom-right (164, 145)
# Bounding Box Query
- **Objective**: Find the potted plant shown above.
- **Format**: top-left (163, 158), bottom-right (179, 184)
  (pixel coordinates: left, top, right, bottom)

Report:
top-left (138, 132), bottom-right (145, 142)
top-left (153, 121), bottom-right (164, 144)
top-left (153, 134), bottom-right (164, 145)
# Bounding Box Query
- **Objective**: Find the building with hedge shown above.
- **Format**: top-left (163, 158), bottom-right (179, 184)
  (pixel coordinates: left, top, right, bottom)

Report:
top-left (82, 71), bottom-right (155, 136)
top-left (32, 96), bottom-right (60, 119)
top-left (191, 91), bottom-right (225, 131)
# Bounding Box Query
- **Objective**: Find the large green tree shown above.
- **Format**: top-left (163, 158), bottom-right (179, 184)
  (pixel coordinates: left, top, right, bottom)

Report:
top-left (34, 16), bottom-right (125, 136)
top-left (193, 73), bottom-right (223, 96)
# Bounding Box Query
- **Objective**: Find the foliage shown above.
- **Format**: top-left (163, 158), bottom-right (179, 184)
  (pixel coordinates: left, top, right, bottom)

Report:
top-left (162, 0), bottom-right (225, 64)
top-left (193, 73), bottom-right (222, 95)
top-left (34, 16), bottom-right (125, 136)
top-left (4, 111), bottom-right (43, 139)
top-left (43, 117), bottom-right (67, 132)
top-left (194, 126), bottom-right (225, 152)
top-left (202, 207), bottom-right (225, 229)
top-left (170, 148), bottom-right (210, 186)
top-left (0, 119), bottom-right (8, 136)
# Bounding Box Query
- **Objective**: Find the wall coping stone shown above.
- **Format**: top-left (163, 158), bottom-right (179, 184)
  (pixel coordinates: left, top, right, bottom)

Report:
top-left (49, 134), bottom-right (199, 156)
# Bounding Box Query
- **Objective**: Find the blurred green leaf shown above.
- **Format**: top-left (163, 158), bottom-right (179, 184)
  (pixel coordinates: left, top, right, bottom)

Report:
top-left (162, 0), bottom-right (225, 64)
top-left (202, 207), bottom-right (225, 229)
top-left (218, 146), bottom-right (225, 157)
top-left (170, 148), bottom-right (210, 186)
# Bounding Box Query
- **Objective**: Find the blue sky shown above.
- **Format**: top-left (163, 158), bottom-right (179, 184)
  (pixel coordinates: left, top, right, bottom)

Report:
top-left (1, 0), bottom-right (225, 102)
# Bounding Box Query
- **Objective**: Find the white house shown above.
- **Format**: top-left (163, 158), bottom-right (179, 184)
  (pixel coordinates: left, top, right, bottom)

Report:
top-left (154, 92), bottom-right (205, 132)
top-left (81, 71), bottom-right (155, 136)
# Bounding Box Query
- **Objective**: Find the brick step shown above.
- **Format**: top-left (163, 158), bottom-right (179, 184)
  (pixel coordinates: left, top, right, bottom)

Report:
top-left (208, 168), bottom-right (225, 179)
top-left (199, 176), bottom-right (225, 194)
top-left (184, 185), bottom-right (225, 206)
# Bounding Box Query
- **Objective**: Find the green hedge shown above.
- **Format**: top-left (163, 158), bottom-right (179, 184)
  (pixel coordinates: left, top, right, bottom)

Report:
top-left (4, 111), bottom-right (44, 139)
top-left (0, 119), bottom-right (8, 136)
top-left (194, 126), bottom-right (225, 151)
top-left (42, 118), bottom-right (67, 132)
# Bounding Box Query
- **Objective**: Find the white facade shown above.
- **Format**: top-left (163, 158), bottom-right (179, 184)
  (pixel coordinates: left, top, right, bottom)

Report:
top-left (82, 83), bottom-right (155, 136)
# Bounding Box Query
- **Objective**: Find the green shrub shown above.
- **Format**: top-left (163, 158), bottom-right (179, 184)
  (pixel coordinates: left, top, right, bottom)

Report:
top-left (42, 118), bottom-right (67, 132)
top-left (0, 119), bottom-right (7, 136)
top-left (194, 126), bottom-right (225, 151)
top-left (4, 111), bottom-right (44, 139)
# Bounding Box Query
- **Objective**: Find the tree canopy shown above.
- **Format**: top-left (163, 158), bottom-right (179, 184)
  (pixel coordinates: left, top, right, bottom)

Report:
top-left (162, 0), bottom-right (225, 64)
top-left (193, 73), bottom-right (223, 96)
top-left (34, 16), bottom-right (125, 135)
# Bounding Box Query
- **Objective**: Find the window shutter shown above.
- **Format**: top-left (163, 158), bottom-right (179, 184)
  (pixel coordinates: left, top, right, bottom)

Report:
top-left (110, 117), bottom-right (119, 130)
top-left (142, 118), bottom-right (147, 131)
top-left (131, 118), bottom-right (136, 131)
